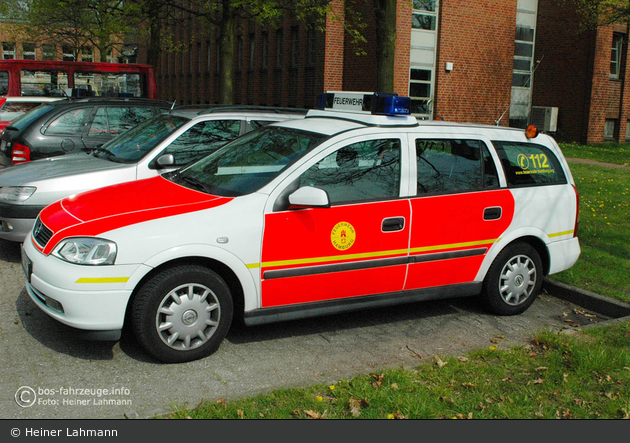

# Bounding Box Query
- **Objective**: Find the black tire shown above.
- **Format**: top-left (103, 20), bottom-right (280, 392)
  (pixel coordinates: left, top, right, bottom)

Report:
top-left (132, 265), bottom-right (233, 363)
top-left (481, 242), bottom-right (543, 316)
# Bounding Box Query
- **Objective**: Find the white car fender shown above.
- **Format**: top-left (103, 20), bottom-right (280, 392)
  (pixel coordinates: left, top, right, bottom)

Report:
top-left (125, 243), bottom-right (260, 312)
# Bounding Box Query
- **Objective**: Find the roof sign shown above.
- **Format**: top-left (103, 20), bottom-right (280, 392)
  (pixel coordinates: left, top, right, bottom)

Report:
top-left (316, 92), bottom-right (411, 116)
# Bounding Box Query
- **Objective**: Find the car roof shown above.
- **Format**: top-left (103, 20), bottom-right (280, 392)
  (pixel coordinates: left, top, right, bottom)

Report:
top-left (39, 97), bottom-right (173, 108)
top-left (170, 105), bottom-right (308, 120)
top-left (0, 96), bottom-right (63, 103)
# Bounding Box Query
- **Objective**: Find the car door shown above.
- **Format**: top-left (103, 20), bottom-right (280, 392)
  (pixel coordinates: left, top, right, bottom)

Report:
top-left (404, 136), bottom-right (514, 291)
top-left (38, 106), bottom-right (93, 158)
top-left (260, 136), bottom-right (411, 308)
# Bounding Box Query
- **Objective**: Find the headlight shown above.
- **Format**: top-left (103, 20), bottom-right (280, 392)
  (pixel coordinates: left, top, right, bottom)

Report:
top-left (53, 238), bottom-right (117, 265)
top-left (0, 186), bottom-right (36, 203)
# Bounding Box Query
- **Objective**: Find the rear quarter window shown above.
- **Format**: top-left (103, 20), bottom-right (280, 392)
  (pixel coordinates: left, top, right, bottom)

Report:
top-left (492, 141), bottom-right (567, 187)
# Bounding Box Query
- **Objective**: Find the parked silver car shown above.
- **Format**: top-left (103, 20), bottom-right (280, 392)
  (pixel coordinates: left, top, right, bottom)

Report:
top-left (0, 106), bottom-right (306, 242)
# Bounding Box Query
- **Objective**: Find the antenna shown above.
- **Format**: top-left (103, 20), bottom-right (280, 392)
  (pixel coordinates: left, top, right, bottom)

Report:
top-left (494, 55), bottom-right (544, 126)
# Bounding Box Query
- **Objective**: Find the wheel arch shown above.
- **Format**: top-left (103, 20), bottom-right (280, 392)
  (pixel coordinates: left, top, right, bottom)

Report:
top-left (124, 255), bottom-right (249, 330)
top-left (478, 231), bottom-right (551, 281)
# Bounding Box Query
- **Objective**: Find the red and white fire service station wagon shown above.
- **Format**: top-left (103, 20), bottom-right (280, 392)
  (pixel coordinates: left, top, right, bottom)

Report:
top-left (22, 92), bottom-right (581, 363)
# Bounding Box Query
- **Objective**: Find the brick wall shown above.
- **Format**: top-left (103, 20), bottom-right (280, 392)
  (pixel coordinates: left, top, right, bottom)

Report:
top-left (435, 0), bottom-right (517, 125)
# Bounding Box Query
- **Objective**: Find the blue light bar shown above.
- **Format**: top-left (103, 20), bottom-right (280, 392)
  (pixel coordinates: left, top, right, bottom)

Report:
top-left (315, 92), bottom-right (412, 116)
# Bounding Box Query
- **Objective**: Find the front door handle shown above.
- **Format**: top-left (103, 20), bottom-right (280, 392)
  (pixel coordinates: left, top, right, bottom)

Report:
top-left (483, 207), bottom-right (502, 220)
top-left (382, 217), bottom-right (405, 232)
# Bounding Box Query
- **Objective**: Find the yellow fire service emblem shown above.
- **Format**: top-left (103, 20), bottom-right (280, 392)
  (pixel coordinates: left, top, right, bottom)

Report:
top-left (331, 222), bottom-right (356, 251)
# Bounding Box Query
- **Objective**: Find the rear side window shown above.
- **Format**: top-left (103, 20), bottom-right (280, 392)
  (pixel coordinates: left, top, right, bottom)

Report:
top-left (416, 139), bottom-right (498, 194)
top-left (44, 108), bottom-right (92, 135)
top-left (493, 141), bottom-right (567, 187)
top-left (87, 106), bottom-right (155, 136)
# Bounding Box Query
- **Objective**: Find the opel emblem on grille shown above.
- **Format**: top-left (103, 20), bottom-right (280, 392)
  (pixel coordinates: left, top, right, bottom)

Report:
top-left (33, 221), bottom-right (42, 238)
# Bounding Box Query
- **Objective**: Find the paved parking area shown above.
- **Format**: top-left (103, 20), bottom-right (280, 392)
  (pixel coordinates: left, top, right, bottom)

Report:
top-left (0, 238), bottom-right (609, 419)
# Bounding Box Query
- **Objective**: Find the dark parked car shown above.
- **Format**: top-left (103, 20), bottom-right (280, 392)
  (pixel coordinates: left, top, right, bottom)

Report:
top-left (0, 97), bottom-right (172, 167)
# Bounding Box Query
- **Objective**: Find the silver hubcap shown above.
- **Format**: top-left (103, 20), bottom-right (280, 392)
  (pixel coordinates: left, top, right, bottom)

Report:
top-left (498, 254), bottom-right (537, 306)
top-left (155, 283), bottom-right (221, 351)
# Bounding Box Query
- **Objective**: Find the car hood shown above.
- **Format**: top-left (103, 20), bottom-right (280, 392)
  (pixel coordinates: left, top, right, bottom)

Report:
top-left (36, 176), bottom-right (233, 254)
top-left (0, 153), bottom-right (124, 186)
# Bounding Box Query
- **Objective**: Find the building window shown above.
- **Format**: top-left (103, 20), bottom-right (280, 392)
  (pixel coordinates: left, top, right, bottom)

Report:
top-left (62, 45), bottom-right (75, 62)
top-left (42, 44), bottom-right (56, 60)
top-left (249, 34), bottom-right (255, 70)
top-left (2, 42), bottom-right (16, 59)
top-left (409, 68), bottom-right (432, 114)
top-left (611, 33), bottom-right (624, 79)
top-left (237, 36), bottom-right (243, 72)
top-left (81, 46), bottom-right (93, 62)
top-left (276, 29), bottom-right (283, 69)
top-left (604, 119), bottom-right (616, 140)
top-left (512, 26), bottom-right (535, 87)
top-left (307, 29), bottom-right (315, 67)
top-left (412, 0), bottom-right (437, 30)
top-left (22, 43), bottom-right (36, 60)
top-left (262, 32), bottom-right (268, 70)
top-left (291, 27), bottom-right (299, 68)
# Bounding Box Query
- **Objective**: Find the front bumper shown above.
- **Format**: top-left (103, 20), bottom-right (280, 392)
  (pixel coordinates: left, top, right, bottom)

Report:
top-left (22, 238), bottom-right (139, 332)
top-left (0, 202), bottom-right (45, 242)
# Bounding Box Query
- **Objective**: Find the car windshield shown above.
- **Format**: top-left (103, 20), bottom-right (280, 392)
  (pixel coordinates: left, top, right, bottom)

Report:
top-left (5, 104), bottom-right (57, 131)
top-left (95, 114), bottom-right (190, 163)
top-left (166, 126), bottom-right (327, 197)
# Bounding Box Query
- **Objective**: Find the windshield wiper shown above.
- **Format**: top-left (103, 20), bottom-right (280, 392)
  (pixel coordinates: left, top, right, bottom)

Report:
top-left (180, 175), bottom-right (208, 193)
top-left (88, 146), bottom-right (118, 161)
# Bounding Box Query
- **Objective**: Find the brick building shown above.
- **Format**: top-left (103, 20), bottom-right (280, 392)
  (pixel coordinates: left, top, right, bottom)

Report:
top-left (156, 0), bottom-right (527, 128)
top-left (534, 0), bottom-right (630, 143)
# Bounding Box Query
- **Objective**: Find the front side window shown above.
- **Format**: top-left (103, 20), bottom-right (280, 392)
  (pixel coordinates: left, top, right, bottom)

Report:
top-left (44, 108), bottom-right (91, 135)
top-left (168, 127), bottom-right (327, 197)
top-left (493, 141), bottom-right (567, 187)
top-left (94, 114), bottom-right (189, 163)
top-left (162, 120), bottom-right (242, 166)
top-left (300, 139), bottom-right (401, 204)
top-left (416, 139), bottom-right (495, 194)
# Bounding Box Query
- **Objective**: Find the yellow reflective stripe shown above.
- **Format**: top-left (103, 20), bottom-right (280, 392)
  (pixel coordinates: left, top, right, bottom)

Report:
top-left (409, 239), bottom-right (496, 254)
top-left (548, 230), bottom-right (574, 238)
top-left (246, 263), bottom-right (260, 269)
top-left (261, 248), bottom-right (409, 269)
top-left (75, 277), bottom-right (129, 284)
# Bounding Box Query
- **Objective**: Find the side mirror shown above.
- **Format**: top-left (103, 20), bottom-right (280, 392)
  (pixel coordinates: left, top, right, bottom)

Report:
top-left (288, 186), bottom-right (330, 208)
top-left (156, 154), bottom-right (175, 167)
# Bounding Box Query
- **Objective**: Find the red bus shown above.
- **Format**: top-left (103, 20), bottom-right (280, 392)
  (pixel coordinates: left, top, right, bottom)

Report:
top-left (0, 59), bottom-right (157, 99)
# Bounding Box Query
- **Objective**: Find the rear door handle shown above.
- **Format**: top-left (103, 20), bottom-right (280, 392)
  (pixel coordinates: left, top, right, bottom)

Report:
top-left (483, 207), bottom-right (502, 220)
top-left (382, 217), bottom-right (405, 232)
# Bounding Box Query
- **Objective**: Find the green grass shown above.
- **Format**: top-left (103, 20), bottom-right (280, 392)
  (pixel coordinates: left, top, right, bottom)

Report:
top-left (166, 322), bottom-right (630, 419)
top-left (559, 142), bottom-right (630, 166)
top-left (165, 142), bottom-right (630, 419)
top-left (550, 159), bottom-right (630, 302)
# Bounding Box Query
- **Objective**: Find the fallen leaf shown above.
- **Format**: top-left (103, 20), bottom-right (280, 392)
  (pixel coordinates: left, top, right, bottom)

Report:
top-left (391, 383), bottom-right (399, 390)
top-left (435, 356), bottom-right (448, 368)
top-left (371, 373), bottom-right (384, 388)
top-left (535, 367), bottom-right (549, 371)
top-left (462, 382), bottom-right (476, 388)
top-left (216, 398), bottom-right (226, 404)
top-left (237, 408), bottom-right (244, 419)
top-left (304, 410), bottom-right (327, 419)
top-left (458, 356), bottom-right (469, 362)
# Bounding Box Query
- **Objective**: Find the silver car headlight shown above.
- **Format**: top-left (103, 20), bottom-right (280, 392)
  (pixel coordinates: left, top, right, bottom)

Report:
top-left (0, 186), bottom-right (36, 203)
top-left (53, 238), bottom-right (117, 265)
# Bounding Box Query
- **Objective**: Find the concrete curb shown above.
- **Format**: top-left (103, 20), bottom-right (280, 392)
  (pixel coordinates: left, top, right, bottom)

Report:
top-left (543, 278), bottom-right (630, 325)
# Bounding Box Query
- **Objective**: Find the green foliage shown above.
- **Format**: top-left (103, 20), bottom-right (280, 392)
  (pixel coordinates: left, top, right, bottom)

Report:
top-left (566, 0), bottom-right (630, 28)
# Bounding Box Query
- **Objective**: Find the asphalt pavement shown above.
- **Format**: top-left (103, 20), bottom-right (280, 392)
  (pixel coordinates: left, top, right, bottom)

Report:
top-left (1, 237), bottom-right (629, 419)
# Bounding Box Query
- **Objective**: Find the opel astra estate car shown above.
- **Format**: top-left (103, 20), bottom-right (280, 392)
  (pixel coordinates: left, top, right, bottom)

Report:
top-left (0, 97), bottom-right (172, 167)
top-left (0, 106), bottom-right (306, 241)
top-left (21, 92), bottom-right (580, 363)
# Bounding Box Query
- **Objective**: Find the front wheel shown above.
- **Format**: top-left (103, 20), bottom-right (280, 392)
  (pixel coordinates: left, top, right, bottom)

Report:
top-left (481, 242), bottom-right (543, 316)
top-left (132, 265), bottom-right (233, 363)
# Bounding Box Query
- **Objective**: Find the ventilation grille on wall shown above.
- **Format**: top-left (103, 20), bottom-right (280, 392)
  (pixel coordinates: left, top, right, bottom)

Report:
top-left (531, 106), bottom-right (558, 132)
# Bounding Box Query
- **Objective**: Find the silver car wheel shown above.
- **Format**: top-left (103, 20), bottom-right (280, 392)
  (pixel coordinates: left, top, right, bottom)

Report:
top-left (155, 283), bottom-right (221, 351)
top-left (498, 254), bottom-right (537, 306)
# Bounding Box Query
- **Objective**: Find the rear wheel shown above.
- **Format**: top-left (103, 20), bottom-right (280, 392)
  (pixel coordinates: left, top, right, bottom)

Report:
top-left (132, 265), bottom-right (233, 363)
top-left (481, 242), bottom-right (543, 316)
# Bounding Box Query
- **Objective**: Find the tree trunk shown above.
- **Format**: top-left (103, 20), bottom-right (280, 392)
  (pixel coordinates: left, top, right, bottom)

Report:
top-left (146, 15), bottom-right (162, 68)
top-left (374, 0), bottom-right (397, 93)
top-left (218, 3), bottom-right (235, 104)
